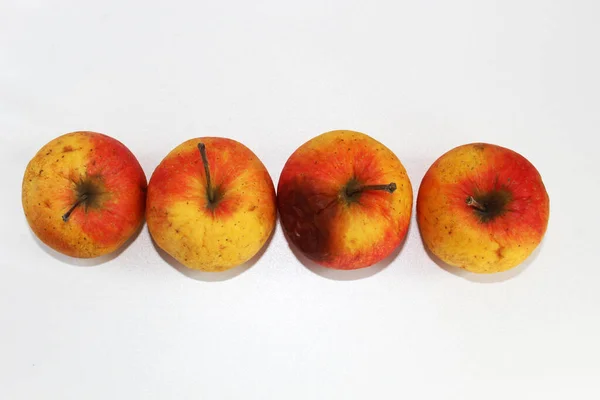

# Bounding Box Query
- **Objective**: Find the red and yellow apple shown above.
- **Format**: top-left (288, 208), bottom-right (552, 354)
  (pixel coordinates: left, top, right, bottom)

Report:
top-left (146, 137), bottom-right (276, 272)
top-left (417, 143), bottom-right (549, 273)
top-left (277, 130), bottom-right (413, 270)
top-left (22, 131), bottom-right (147, 258)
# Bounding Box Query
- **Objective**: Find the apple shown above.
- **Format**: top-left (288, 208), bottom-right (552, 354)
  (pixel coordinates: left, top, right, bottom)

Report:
top-left (22, 131), bottom-right (147, 258)
top-left (277, 130), bottom-right (413, 270)
top-left (417, 143), bottom-right (549, 273)
top-left (146, 137), bottom-right (276, 272)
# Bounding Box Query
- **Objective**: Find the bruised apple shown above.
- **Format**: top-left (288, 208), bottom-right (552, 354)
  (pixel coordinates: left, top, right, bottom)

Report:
top-left (277, 130), bottom-right (413, 270)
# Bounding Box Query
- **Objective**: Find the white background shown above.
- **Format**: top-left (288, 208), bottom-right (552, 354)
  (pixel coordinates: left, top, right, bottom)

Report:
top-left (1, 0), bottom-right (599, 399)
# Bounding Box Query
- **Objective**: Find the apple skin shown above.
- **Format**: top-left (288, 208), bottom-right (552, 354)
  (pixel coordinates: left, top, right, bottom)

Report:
top-left (277, 130), bottom-right (413, 270)
top-left (417, 143), bottom-right (549, 273)
top-left (22, 131), bottom-right (147, 258)
top-left (146, 137), bottom-right (276, 272)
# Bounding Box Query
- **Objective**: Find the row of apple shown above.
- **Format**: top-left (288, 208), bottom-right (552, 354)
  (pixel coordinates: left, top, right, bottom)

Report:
top-left (22, 130), bottom-right (549, 274)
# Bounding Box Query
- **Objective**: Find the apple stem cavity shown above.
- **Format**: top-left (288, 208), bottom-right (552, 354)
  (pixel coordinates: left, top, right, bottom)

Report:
top-left (62, 194), bottom-right (89, 222)
top-left (466, 196), bottom-right (486, 212)
top-left (347, 182), bottom-right (397, 197)
top-left (197, 142), bottom-right (216, 204)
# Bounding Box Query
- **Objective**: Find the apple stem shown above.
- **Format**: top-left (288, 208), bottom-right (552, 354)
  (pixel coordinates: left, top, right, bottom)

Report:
top-left (62, 194), bottom-right (88, 222)
top-left (466, 196), bottom-right (486, 212)
top-left (347, 182), bottom-right (397, 197)
top-left (197, 143), bottom-right (215, 203)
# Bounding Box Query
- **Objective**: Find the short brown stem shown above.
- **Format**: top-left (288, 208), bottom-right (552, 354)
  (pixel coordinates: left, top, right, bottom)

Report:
top-left (62, 194), bottom-right (88, 222)
top-left (197, 142), bottom-right (216, 204)
top-left (346, 182), bottom-right (396, 197)
top-left (466, 196), bottom-right (486, 212)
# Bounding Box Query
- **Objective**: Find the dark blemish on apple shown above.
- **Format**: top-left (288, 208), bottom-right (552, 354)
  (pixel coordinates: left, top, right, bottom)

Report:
top-left (278, 176), bottom-right (337, 263)
top-left (496, 246), bottom-right (505, 259)
top-left (63, 146), bottom-right (74, 153)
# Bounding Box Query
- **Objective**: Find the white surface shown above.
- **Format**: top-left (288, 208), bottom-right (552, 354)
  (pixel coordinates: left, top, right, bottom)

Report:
top-left (1, 1), bottom-right (599, 399)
